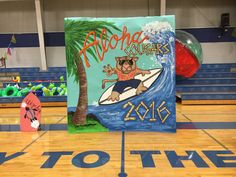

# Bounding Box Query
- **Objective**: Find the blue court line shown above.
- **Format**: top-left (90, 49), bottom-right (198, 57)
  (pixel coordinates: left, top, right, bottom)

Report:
top-left (20, 116), bottom-right (66, 152)
top-left (119, 131), bottom-right (127, 177)
top-left (201, 129), bottom-right (229, 150)
top-left (0, 124), bottom-right (67, 131)
top-left (177, 122), bottom-right (236, 129)
top-left (0, 122), bottom-right (235, 131)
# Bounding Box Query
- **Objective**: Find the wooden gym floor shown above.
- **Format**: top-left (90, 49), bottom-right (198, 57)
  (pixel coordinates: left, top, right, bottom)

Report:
top-left (0, 103), bottom-right (235, 177)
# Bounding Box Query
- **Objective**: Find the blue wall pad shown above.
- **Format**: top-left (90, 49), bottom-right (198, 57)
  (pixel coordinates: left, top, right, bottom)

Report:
top-left (1, 27), bottom-right (235, 48)
top-left (0, 67), bottom-right (40, 72)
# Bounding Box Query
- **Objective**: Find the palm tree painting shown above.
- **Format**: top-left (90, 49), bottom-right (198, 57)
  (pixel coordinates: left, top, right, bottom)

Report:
top-left (65, 16), bottom-right (176, 133)
top-left (65, 19), bottom-right (120, 127)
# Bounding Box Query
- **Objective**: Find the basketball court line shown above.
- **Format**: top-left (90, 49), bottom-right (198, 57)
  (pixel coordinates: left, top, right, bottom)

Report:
top-left (0, 106), bottom-right (235, 177)
top-left (1, 122), bottom-right (236, 131)
top-left (182, 114), bottom-right (192, 122)
top-left (119, 131), bottom-right (127, 177)
top-left (201, 129), bottom-right (229, 150)
top-left (177, 122), bottom-right (236, 129)
top-left (176, 112), bottom-right (191, 122)
top-left (20, 116), bottom-right (66, 152)
top-left (20, 131), bottom-right (47, 152)
top-left (182, 113), bottom-right (229, 150)
top-left (0, 129), bottom-right (235, 177)
top-left (184, 114), bottom-right (236, 122)
top-left (182, 113), bottom-right (236, 115)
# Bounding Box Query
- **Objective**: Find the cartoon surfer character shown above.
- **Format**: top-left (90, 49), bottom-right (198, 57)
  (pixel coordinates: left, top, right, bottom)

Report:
top-left (21, 102), bottom-right (40, 129)
top-left (102, 56), bottom-right (151, 102)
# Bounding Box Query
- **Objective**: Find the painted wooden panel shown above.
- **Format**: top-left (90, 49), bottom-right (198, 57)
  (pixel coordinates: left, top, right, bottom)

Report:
top-left (65, 16), bottom-right (176, 133)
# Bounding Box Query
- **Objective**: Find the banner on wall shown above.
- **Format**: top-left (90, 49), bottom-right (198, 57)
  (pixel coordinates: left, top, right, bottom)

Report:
top-left (0, 34), bottom-right (16, 68)
top-left (65, 16), bottom-right (176, 133)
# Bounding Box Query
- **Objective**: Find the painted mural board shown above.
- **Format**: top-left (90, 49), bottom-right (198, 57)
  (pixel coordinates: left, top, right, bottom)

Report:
top-left (20, 92), bottom-right (41, 132)
top-left (65, 16), bottom-right (176, 133)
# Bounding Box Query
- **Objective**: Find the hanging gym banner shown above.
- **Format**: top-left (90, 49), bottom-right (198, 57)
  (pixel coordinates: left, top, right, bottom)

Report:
top-left (65, 16), bottom-right (176, 133)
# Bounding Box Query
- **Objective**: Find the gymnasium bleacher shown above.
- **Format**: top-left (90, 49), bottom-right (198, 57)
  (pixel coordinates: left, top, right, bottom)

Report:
top-left (176, 63), bottom-right (236, 104)
top-left (1, 63), bottom-right (236, 106)
top-left (0, 67), bottom-right (67, 107)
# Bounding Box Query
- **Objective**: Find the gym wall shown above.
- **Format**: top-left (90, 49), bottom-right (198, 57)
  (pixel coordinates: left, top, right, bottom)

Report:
top-left (0, 0), bottom-right (235, 68)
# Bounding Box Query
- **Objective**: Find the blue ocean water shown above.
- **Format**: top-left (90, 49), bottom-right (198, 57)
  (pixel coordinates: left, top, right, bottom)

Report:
top-left (69, 30), bottom-right (176, 132)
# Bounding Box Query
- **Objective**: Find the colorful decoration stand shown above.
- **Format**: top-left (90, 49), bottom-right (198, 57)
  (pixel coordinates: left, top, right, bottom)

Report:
top-left (65, 16), bottom-right (176, 133)
top-left (20, 92), bottom-right (41, 132)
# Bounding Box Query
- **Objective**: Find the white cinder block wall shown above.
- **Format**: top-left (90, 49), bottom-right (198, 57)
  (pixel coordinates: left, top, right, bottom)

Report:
top-left (0, 0), bottom-right (235, 68)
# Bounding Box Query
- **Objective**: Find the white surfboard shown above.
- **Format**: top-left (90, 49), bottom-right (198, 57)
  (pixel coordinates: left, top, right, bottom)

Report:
top-left (99, 68), bottom-right (163, 105)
